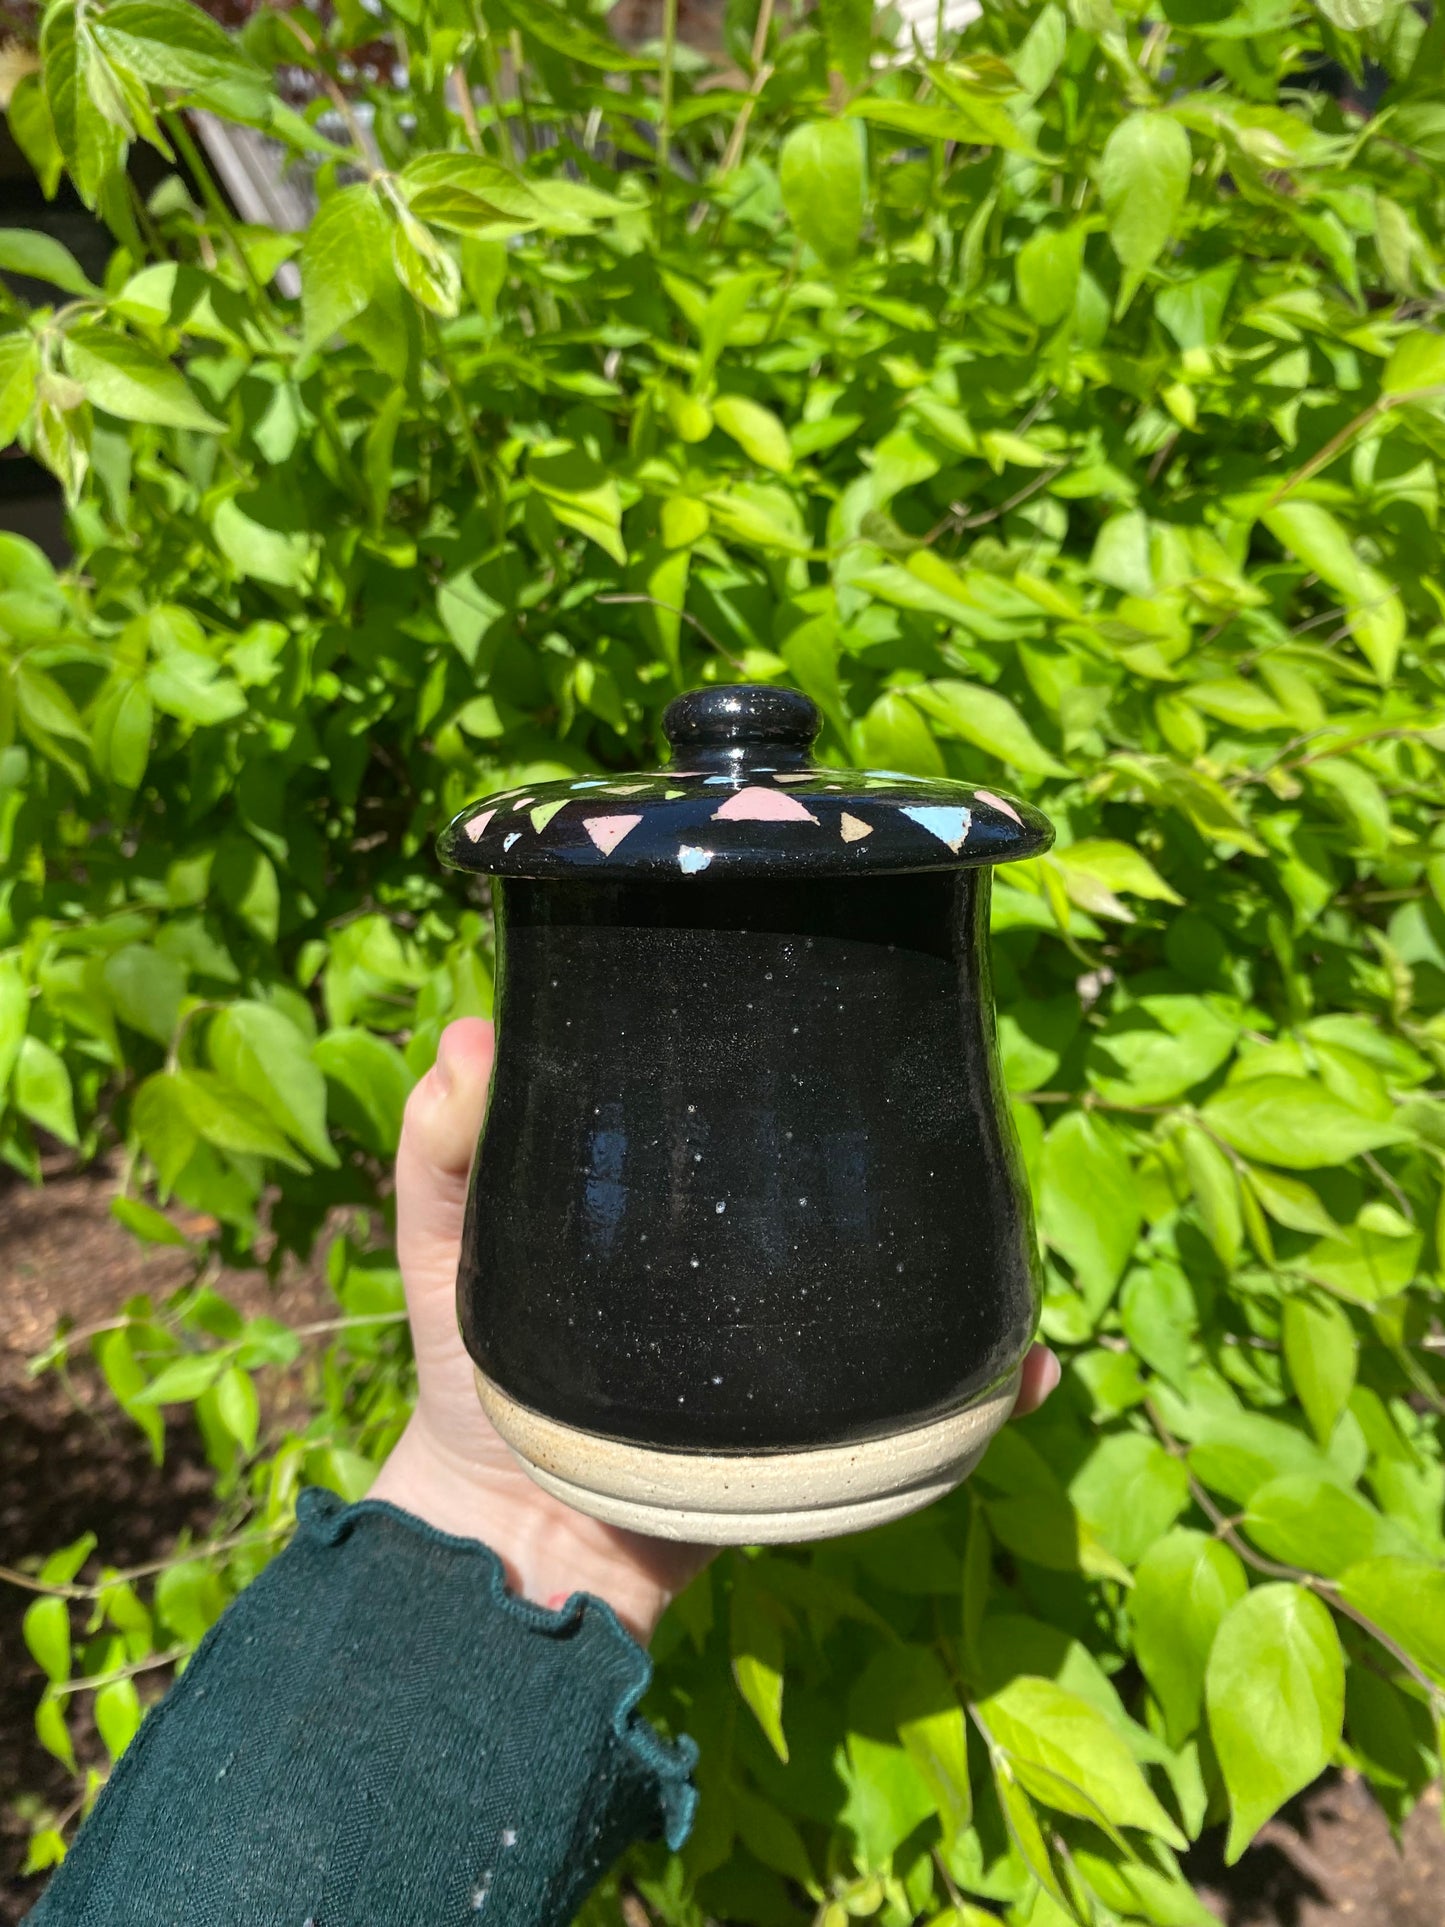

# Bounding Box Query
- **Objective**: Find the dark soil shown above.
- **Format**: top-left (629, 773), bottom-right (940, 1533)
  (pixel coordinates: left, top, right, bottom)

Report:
top-left (0, 1161), bottom-right (331, 1925)
top-left (2, 1166), bottom-right (1442, 1925)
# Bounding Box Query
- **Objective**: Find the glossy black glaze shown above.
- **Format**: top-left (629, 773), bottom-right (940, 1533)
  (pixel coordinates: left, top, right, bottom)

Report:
top-left (457, 867), bottom-right (1040, 1453)
top-left (438, 685), bottom-right (1053, 884)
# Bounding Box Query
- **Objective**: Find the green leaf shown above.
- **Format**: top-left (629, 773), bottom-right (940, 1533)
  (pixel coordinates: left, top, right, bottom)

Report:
top-left (1282, 1293), bottom-right (1357, 1443)
top-left (300, 184), bottom-right (390, 352)
top-left (1202, 1075), bottom-right (1409, 1170)
top-left (818, 0), bottom-right (872, 84)
top-left (1381, 328), bottom-right (1445, 396)
top-left (0, 332), bottom-right (41, 447)
top-left (1335, 1557), bottom-right (1445, 1686)
top-left (1015, 223), bottom-right (1086, 328)
top-left (23, 1596), bottom-right (71, 1685)
top-left (0, 959), bottom-right (29, 1099)
top-left (111, 1195), bottom-right (189, 1245)
top-left (102, 944), bottom-right (185, 1044)
top-left (1098, 113), bottom-right (1193, 298)
top-left (173, 1066), bottom-right (309, 1168)
top-left (389, 206), bottom-right (460, 319)
top-left (910, 680), bottom-right (1067, 776)
top-left (851, 92), bottom-right (1032, 155)
top-left (212, 496), bottom-right (312, 589)
top-left (131, 1352), bottom-right (224, 1404)
top-left (732, 1787), bottom-right (815, 1891)
top-left (0, 227), bottom-right (98, 296)
top-left (400, 154), bottom-right (545, 234)
top-left (213, 837), bottom-right (281, 942)
top-left (94, 1677), bottom-right (143, 1762)
top-left (979, 1676), bottom-right (1186, 1847)
top-left (855, 1646), bottom-right (972, 1843)
top-left (1243, 1473), bottom-right (1416, 1577)
top-left (529, 447), bottom-right (626, 565)
top-left (312, 1028), bottom-right (414, 1156)
top-left (779, 120), bottom-right (866, 275)
top-left (95, 1328), bottom-right (164, 1460)
top-left (1119, 1260), bottom-right (1195, 1392)
top-left (7, 73), bottom-right (63, 200)
top-left (1179, 1121), bottom-right (1243, 1269)
top-left (215, 1364), bottom-right (260, 1454)
top-left (1038, 1111), bottom-right (1140, 1309)
top-left (1073, 1842), bottom-right (1218, 1927)
top-left (93, 0), bottom-right (262, 92)
top-left (1181, 1406), bottom-right (1337, 1509)
top-left (730, 1573), bottom-right (788, 1762)
top-left (1087, 996), bottom-right (1238, 1107)
top-left (492, 0), bottom-right (650, 69)
top-left (1068, 1433), bottom-right (1190, 1568)
top-left (41, 1), bottom-right (131, 208)
top-left (155, 1560), bottom-right (226, 1644)
top-left (209, 1001), bottom-right (337, 1167)
top-left (1206, 1583), bottom-right (1344, 1863)
top-left (14, 1035), bottom-right (78, 1146)
top-left (91, 676), bottom-right (153, 789)
top-left (712, 394), bottom-right (792, 473)
top-left (1313, 0), bottom-right (1392, 29)
top-left (704, 483), bottom-right (809, 555)
top-left (147, 647), bottom-right (247, 726)
top-left (61, 327), bottom-right (222, 431)
top-left (1132, 1529), bottom-right (1248, 1748)
top-left (1298, 1214), bottom-right (1422, 1305)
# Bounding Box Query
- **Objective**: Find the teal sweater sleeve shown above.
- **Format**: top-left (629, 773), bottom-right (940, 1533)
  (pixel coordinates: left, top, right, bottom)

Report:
top-left (27, 1489), bottom-right (697, 1927)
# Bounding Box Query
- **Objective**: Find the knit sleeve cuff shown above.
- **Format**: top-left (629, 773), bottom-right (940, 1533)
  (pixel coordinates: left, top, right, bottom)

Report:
top-left (295, 1486), bottom-right (699, 1851)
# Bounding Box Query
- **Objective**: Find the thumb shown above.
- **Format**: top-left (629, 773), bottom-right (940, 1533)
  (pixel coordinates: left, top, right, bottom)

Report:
top-left (395, 1017), bottom-right (496, 1304)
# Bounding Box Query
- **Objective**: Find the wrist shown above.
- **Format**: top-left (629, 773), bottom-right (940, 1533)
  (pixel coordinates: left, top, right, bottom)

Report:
top-left (369, 1415), bottom-right (676, 1642)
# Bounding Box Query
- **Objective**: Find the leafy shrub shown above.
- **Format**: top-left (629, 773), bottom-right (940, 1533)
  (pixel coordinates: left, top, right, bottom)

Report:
top-left (5, 0), bottom-right (1445, 1915)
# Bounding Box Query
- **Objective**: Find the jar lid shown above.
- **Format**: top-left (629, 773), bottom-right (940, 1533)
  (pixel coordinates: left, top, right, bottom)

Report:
top-left (438, 685), bottom-right (1054, 882)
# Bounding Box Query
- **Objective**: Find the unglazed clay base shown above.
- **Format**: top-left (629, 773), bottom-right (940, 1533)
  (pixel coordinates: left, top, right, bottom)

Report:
top-left (473, 1364), bottom-right (1023, 1544)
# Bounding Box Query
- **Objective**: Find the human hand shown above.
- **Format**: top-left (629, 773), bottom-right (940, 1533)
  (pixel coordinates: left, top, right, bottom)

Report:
top-left (370, 1018), bottom-right (1060, 1642)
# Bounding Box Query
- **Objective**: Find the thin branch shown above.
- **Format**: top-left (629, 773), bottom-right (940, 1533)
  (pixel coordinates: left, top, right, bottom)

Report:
top-left (1145, 1400), bottom-right (1444, 1708)
top-left (274, 14), bottom-right (376, 164)
top-left (451, 66), bottom-right (484, 153)
top-left (594, 593), bottom-right (746, 670)
top-left (717, 0), bottom-right (776, 177)
top-left (1, 1524), bottom-right (291, 1602)
top-left (1264, 382), bottom-right (1445, 509)
top-left (956, 466), bottom-right (1066, 531)
top-left (55, 1645), bottom-right (189, 1696)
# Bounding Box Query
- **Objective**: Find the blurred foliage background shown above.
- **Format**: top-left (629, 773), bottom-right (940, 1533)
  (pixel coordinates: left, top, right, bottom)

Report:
top-left (2, 0), bottom-right (1444, 1918)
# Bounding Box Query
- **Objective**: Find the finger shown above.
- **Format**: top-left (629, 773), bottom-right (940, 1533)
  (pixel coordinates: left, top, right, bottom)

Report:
top-left (1011, 1343), bottom-right (1061, 1419)
top-left (395, 1018), bottom-right (496, 1297)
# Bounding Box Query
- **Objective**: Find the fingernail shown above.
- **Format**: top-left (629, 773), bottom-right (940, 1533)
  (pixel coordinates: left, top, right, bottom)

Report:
top-left (1037, 1347), bottom-right (1062, 1397)
top-left (432, 1033), bottom-right (456, 1097)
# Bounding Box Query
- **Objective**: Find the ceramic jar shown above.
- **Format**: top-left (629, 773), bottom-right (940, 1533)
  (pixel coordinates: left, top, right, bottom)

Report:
top-left (438, 685), bottom-right (1054, 1543)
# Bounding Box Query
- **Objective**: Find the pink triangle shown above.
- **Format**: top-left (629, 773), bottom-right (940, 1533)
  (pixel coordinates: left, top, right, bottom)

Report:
top-left (712, 786), bottom-right (819, 824)
top-left (975, 789), bottom-right (1024, 826)
top-left (464, 808), bottom-right (496, 843)
top-left (583, 813), bottom-right (643, 854)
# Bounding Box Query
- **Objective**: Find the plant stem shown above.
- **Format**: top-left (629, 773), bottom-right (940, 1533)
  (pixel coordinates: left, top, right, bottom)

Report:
top-left (1145, 1399), bottom-right (1445, 1710)
top-left (718, 0), bottom-right (777, 176)
top-left (452, 65), bottom-right (484, 153)
top-left (658, 0), bottom-right (679, 223)
top-left (471, 12), bottom-right (515, 168)
top-left (0, 1523), bottom-right (291, 1602)
top-left (163, 113), bottom-right (272, 316)
top-left (56, 1645), bottom-right (190, 1695)
top-left (430, 322), bottom-right (489, 493)
top-left (1265, 383), bottom-right (1445, 509)
top-left (509, 30), bottom-right (538, 158)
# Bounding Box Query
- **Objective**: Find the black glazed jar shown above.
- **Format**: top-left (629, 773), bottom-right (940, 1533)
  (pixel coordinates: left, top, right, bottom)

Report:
top-left (438, 685), bottom-right (1054, 1543)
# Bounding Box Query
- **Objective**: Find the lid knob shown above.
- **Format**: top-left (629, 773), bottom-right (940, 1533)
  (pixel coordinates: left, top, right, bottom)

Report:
top-left (663, 684), bottom-right (820, 768)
